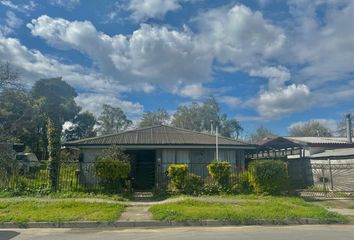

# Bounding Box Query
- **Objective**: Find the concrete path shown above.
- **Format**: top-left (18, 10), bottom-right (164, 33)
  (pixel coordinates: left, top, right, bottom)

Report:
top-left (328, 208), bottom-right (354, 216)
top-left (4, 225), bottom-right (354, 240)
top-left (119, 205), bottom-right (153, 221)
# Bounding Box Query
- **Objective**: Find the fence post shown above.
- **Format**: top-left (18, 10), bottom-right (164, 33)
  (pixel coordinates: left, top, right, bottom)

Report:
top-left (328, 158), bottom-right (333, 191)
top-left (321, 165), bottom-right (327, 196)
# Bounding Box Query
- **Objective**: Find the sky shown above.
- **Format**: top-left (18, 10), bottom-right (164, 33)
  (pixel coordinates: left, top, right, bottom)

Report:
top-left (1, 0), bottom-right (354, 137)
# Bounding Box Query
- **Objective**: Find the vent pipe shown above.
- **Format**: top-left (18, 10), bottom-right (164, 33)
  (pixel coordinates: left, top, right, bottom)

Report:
top-left (346, 113), bottom-right (352, 143)
top-left (210, 120), bottom-right (214, 135)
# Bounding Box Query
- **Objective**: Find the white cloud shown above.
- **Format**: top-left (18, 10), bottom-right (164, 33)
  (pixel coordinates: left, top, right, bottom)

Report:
top-left (128, 0), bottom-right (181, 21)
top-left (287, 0), bottom-right (354, 87)
top-left (178, 84), bottom-right (208, 99)
top-left (195, 4), bottom-right (285, 68)
top-left (0, 37), bottom-right (143, 117)
top-left (250, 65), bottom-right (290, 90)
top-left (27, 15), bottom-right (212, 91)
top-left (219, 96), bottom-right (241, 109)
top-left (75, 93), bottom-right (144, 117)
top-left (0, 0), bottom-right (36, 14)
top-left (256, 84), bottom-right (311, 119)
top-left (0, 11), bottom-right (23, 36)
top-left (48, 0), bottom-right (80, 9)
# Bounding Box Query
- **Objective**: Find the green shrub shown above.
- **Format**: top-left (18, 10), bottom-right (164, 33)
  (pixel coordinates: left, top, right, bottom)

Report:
top-left (94, 147), bottom-right (131, 193)
top-left (248, 160), bottom-right (288, 194)
top-left (207, 161), bottom-right (231, 185)
top-left (183, 173), bottom-right (203, 196)
top-left (229, 172), bottom-right (253, 194)
top-left (167, 164), bottom-right (188, 193)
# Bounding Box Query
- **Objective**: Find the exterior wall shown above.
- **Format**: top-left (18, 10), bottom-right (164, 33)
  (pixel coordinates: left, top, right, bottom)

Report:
top-left (78, 146), bottom-right (246, 188)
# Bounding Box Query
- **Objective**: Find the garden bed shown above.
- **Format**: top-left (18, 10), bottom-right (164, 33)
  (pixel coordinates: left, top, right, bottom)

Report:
top-left (0, 200), bottom-right (125, 223)
top-left (149, 197), bottom-right (346, 223)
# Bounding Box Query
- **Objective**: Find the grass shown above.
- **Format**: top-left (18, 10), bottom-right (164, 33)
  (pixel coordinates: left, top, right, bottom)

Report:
top-left (0, 200), bottom-right (125, 223)
top-left (149, 197), bottom-right (347, 223)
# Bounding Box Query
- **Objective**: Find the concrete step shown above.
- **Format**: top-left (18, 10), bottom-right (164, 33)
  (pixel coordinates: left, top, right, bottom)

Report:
top-left (133, 191), bottom-right (154, 201)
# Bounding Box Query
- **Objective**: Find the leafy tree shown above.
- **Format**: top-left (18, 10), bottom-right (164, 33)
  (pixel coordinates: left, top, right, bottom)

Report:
top-left (172, 96), bottom-right (243, 138)
top-left (64, 111), bottom-right (97, 141)
top-left (139, 108), bottom-right (170, 128)
top-left (31, 77), bottom-right (80, 190)
top-left (288, 120), bottom-right (333, 137)
top-left (248, 126), bottom-right (275, 143)
top-left (0, 62), bottom-right (21, 91)
top-left (97, 104), bottom-right (132, 135)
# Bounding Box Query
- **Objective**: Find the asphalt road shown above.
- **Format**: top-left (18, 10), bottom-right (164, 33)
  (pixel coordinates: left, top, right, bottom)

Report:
top-left (2, 225), bottom-right (354, 240)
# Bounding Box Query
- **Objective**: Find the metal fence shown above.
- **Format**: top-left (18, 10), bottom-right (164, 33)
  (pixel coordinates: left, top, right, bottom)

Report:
top-left (0, 162), bottom-right (103, 192)
top-left (286, 159), bottom-right (354, 198)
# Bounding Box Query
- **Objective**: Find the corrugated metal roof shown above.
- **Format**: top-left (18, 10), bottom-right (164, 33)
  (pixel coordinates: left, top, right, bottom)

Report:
top-left (311, 148), bottom-right (354, 158)
top-left (285, 137), bottom-right (352, 145)
top-left (65, 125), bottom-right (252, 147)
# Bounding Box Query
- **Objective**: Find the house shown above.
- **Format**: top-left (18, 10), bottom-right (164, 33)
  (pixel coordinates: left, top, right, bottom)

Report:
top-left (64, 125), bottom-right (256, 190)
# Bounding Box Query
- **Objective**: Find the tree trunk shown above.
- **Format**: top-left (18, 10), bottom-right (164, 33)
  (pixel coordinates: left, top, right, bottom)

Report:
top-left (47, 117), bottom-right (61, 191)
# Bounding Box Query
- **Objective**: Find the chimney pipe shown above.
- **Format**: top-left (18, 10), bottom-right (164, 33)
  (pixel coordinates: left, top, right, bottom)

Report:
top-left (346, 113), bottom-right (352, 143)
top-left (210, 120), bottom-right (214, 135)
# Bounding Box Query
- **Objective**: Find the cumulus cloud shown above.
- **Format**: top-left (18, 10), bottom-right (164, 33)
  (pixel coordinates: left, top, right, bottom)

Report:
top-left (0, 11), bottom-right (23, 36)
top-left (27, 15), bottom-right (212, 91)
top-left (250, 65), bottom-right (290, 90)
top-left (288, 0), bottom-right (354, 86)
top-left (256, 84), bottom-right (311, 119)
top-left (177, 84), bottom-right (208, 99)
top-left (195, 4), bottom-right (285, 68)
top-left (128, 0), bottom-right (182, 21)
top-left (75, 93), bottom-right (144, 117)
top-left (0, 37), bottom-right (142, 116)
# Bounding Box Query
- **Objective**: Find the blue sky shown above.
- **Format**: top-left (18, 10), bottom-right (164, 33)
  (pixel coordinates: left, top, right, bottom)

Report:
top-left (1, 0), bottom-right (354, 137)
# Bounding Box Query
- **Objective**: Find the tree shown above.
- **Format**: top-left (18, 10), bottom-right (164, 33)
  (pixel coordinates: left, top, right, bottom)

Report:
top-left (0, 89), bottom-right (45, 151)
top-left (288, 120), bottom-right (333, 137)
top-left (0, 62), bottom-right (21, 91)
top-left (172, 96), bottom-right (243, 138)
top-left (64, 111), bottom-right (97, 141)
top-left (31, 77), bottom-right (80, 190)
top-left (248, 126), bottom-right (275, 143)
top-left (97, 104), bottom-right (132, 135)
top-left (336, 114), bottom-right (353, 137)
top-left (139, 108), bottom-right (170, 128)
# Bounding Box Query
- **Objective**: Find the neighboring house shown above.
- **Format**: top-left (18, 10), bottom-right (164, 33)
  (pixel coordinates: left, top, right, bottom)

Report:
top-left (64, 125), bottom-right (256, 190)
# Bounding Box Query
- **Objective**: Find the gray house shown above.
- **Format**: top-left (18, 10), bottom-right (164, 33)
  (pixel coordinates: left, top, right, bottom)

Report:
top-left (65, 125), bottom-right (256, 190)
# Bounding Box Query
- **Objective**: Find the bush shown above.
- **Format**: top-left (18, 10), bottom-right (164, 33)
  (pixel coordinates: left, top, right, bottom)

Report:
top-left (248, 160), bottom-right (288, 194)
top-left (167, 164), bottom-right (188, 193)
top-left (183, 173), bottom-right (203, 196)
top-left (94, 146), bottom-right (131, 193)
top-left (229, 172), bottom-right (253, 194)
top-left (207, 161), bottom-right (231, 185)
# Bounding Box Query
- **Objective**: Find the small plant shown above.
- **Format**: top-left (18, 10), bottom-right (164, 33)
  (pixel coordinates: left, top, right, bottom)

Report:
top-left (248, 160), bottom-right (288, 194)
top-left (167, 164), bottom-right (188, 193)
top-left (207, 161), bottom-right (231, 186)
top-left (183, 173), bottom-right (203, 196)
top-left (94, 146), bottom-right (131, 193)
top-left (230, 172), bottom-right (253, 194)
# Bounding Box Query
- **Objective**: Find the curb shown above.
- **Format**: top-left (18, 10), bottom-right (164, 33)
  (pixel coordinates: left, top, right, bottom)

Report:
top-left (0, 219), bottom-right (341, 229)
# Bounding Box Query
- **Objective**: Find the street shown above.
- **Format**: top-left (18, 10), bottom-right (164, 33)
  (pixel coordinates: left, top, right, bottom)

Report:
top-left (1, 225), bottom-right (354, 240)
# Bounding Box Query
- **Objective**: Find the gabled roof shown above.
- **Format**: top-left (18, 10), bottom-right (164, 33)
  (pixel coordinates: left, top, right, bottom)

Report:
top-left (65, 125), bottom-right (253, 148)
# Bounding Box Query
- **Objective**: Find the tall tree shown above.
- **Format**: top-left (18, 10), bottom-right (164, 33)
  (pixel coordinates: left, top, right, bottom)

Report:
top-left (172, 96), bottom-right (243, 138)
top-left (0, 62), bottom-right (21, 91)
top-left (31, 78), bottom-right (80, 190)
top-left (97, 104), bottom-right (132, 135)
top-left (288, 120), bottom-right (333, 137)
top-left (248, 126), bottom-right (275, 143)
top-left (139, 108), bottom-right (170, 128)
top-left (64, 111), bottom-right (97, 141)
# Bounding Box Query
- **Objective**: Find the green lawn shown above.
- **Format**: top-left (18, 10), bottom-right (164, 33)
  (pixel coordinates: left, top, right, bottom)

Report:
top-left (149, 197), bottom-right (346, 223)
top-left (0, 200), bottom-right (125, 223)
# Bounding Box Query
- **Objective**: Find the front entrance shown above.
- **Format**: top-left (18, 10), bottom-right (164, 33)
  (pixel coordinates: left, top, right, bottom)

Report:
top-left (126, 150), bottom-right (156, 190)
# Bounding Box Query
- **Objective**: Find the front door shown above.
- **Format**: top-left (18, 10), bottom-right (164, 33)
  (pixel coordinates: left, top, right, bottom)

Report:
top-left (127, 150), bottom-right (156, 190)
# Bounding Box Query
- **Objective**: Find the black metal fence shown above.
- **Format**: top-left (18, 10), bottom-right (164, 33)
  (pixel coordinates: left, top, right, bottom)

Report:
top-left (0, 162), bottom-right (103, 192)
